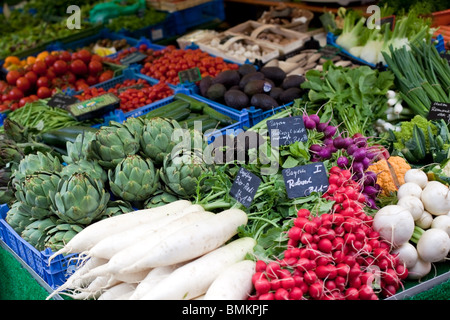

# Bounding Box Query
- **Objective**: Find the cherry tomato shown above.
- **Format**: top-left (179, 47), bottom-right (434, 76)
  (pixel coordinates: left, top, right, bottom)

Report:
top-left (70, 59), bottom-right (88, 75)
top-left (16, 77), bottom-right (31, 93)
top-left (58, 51), bottom-right (72, 62)
top-left (98, 70), bottom-right (114, 83)
top-left (6, 70), bottom-right (21, 85)
top-left (0, 104), bottom-right (8, 112)
top-left (24, 71), bottom-right (38, 86)
top-left (44, 54), bottom-right (57, 67)
top-left (37, 76), bottom-right (50, 88)
top-left (8, 87), bottom-right (24, 101)
top-left (19, 96), bottom-right (33, 107)
top-left (88, 60), bottom-right (103, 75)
top-left (53, 60), bottom-right (68, 75)
top-left (37, 86), bottom-right (52, 99)
top-left (77, 49), bottom-right (92, 64)
top-left (32, 60), bottom-right (47, 76)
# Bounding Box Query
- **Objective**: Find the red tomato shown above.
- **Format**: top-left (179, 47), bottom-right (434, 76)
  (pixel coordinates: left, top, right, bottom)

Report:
top-left (44, 55), bottom-right (57, 67)
top-left (88, 60), bottom-right (103, 75)
top-left (28, 94), bottom-right (39, 101)
top-left (53, 60), bottom-right (68, 75)
top-left (77, 49), bottom-right (92, 64)
top-left (98, 70), bottom-right (114, 83)
top-left (19, 97), bottom-right (33, 107)
top-left (76, 83), bottom-right (89, 91)
top-left (32, 60), bottom-right (47, 76)
top-left (6, 70), bottom-right (21, 85)
top-left (70, 59), bottom-right (88, 75)
top-left (8, 87), bottom-right (24, 101)
top-left (37, 86), bottom-right (51, 99)
top-left (0, 104), bottom-right (8, 112)
top-left (58, 51), bottom-right (72, 62)
top-left (62, 71), bottom-right (77, 84)
top-left (16, 77), bottom-right (31, 93)
top-left (36, 76), bottom-right (50, 88)
top-left (86, 75), bottom-right (98, 86)
top-left (46, 68), bottom-right (56, 81)
top-left (91, 54), bottom-right (103, 62)
top-left (24, 71), bottom-right (38, 85)
top-left (9, 102), bottom-right (19, 111)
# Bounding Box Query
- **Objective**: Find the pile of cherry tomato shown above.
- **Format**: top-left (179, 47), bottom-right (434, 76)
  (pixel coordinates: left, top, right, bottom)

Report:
top-left (74, 78), bottom-right (173, 113)
top-left (0, 49), bottom-right (115, 112)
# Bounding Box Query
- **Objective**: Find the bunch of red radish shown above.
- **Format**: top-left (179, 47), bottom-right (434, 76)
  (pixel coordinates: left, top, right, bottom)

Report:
top-left (249, 166), bottom-right (407, 300)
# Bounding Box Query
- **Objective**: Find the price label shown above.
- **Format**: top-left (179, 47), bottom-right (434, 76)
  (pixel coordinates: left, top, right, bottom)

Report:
top-left (282, 162), bottom-right (329, 199)
top-left (119, 51), bottom-right (147, 66)
top-left (178, 67), bottom-right (202, 85)
top-left (427, 101), bottom-right (450, 123)
top-left (47, 93), bottom-right (79, 109)
top-left (229, 167), bottom-right (262, 208)
top-left (267, 115), bottom-right (307, 146)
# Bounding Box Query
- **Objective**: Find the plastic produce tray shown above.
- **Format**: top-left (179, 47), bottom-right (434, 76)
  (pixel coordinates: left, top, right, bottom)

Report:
top-left (0, 203), bottom-right (78, 290)
top-left (171, 0), bottom-right (226, 35)
top-left (123, 92), bottom-right (250, 143)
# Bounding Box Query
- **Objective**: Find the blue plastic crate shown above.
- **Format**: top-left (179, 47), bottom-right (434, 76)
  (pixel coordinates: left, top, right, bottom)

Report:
top-left (0, 203), bottom-right (79, 290)
top-left (327, 32), bottom-right (447, 69)
top-left (117, 12), bottom-right (179, 42)
top-left (172, 0), bottom-right (226, 35)
top-left (124, 92), bottom-right (250, 143)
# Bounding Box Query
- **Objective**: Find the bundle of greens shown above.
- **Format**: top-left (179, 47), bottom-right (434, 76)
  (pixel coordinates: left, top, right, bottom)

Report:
top-left (382, 40), bottom-right (450, 118)
top-left (300, 60), bottom-right (395, 137)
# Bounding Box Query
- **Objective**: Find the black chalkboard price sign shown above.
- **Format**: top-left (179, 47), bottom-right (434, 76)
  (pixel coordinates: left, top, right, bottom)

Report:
top-left (229, 167), bottom-right (262, 208)
top-left (428, 101), bottom-right (450, 123)
top-left (47, 93), bottom-right (79, 109)
top-left (267, 115), bottom-right (308, 146)
top-left (282, 162), bottom-right (329, 199)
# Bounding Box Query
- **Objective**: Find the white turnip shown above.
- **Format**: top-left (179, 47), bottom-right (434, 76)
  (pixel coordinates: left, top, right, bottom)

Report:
top-left (396, 196), bottom-right (424, 221)
top-left (403, 169), bottom-right (428, 189)
top-left (397, 182), bottom-right (422, 199)
top-left (372, 205), bottom-right (415, 248)
top-left (407, 257), bottom-right (432, 280)
top-left (416, 228), bottom-right (450, 263)
top-left (391, 242), bottom-right (418, 269)
top-left (431, 215), bottom-right (450, 236)
top-left (415, 210), bottom-right (433, 229)
top-left (421, 181), bottom-right (450, 216)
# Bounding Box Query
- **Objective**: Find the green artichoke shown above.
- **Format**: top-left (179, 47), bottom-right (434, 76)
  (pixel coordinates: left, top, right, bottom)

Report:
top-left (140, 117), bottom-right (187, 166)
top-left (144, 190), bottom-right (179, 209)
top-left (12, 151), bottom-right (62, 187)
top-left (15, 172), bottom-right (61, 220)
top-left (5, 201), bottom-right (33, 235)
top-left (122, 117), bottom-right (147, 139)
top-left (160, 149), bottom-right (211, 198)
top-left (108, 154), bottom-right (159, 202)
top-left (0, 138), bottom-right (24, 167)
top-left (51, 172), bottom-right (110, 225)
top-left (21, 216), bottom-right (58, 251)
top-left (62, 130), bottom-right (96, 164)
top-left (87, 121), bottom-right (140, 169)
top-left (60, 159), bottom-right (107, 184)
top-left (0, 167), bottom-right (14, 205)
top-left (100, 200), bottom-right (134, 220)
top-left (3, 118), bottom-right (29, 143)
top-left (44, 223), bottom-right (84, 252)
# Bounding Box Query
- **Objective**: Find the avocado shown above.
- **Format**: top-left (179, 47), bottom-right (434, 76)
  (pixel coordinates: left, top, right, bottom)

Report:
top-left (229, 85), bottom-right (240, 91)
top-left (260, 66), bottom-right (286, 86)
top-left (199, 76), bottom-right (213, 97)
top-left (281, 75), bottom-right (305, 90)
top-left (206, 83), bottom-right (227, 102)
top-left (239, 72), bottom-right (265, 90)
top-left (244, 79), bottom-right (273, 96)
top-left (238, 64), bottom-right (257, 77)
top-left (269, 87), bottom-right (284, 101)
top-left (251, 93), bottom-right (279, 111)
top-left (212, 69), bottom-right (241, 88)
top-left (224, 89), bottom-right (250, 110)
top-left (279, 87), bottom-right (303, 104)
